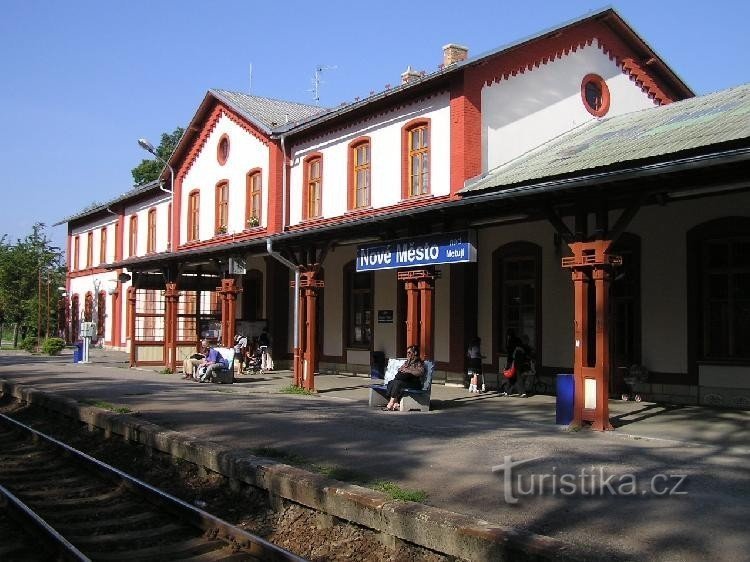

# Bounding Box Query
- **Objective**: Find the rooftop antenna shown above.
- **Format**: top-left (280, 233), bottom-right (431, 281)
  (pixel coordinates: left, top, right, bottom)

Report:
top-left (310, 64), bottom-right (337, 105)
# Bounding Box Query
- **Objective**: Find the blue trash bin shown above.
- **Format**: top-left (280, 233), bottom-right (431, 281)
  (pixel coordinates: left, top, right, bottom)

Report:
top-left (556, 374), bottom-right (575, 425)
top-left (73, 342), bottom-right (83, 363)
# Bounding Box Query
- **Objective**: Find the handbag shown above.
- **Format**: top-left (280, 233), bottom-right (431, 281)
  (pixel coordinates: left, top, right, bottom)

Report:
top-left (503, 364), bottom-right (516, 379)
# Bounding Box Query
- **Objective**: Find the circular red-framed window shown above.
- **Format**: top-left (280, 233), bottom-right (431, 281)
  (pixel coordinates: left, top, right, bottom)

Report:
top-left (217, 134), bottom-right (230, 165)
top-left (581, 74), bottom-right (610, 117)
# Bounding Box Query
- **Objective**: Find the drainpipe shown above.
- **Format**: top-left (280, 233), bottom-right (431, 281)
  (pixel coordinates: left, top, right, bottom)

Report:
top-left (267, 238), bottom-right (300, 378)
top-left (267, 131), bottom-right (301, 378)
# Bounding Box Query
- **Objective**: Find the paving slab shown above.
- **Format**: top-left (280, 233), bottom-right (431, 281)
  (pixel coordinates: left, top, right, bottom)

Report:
top-left (1, 349), bottom-right (748, 561)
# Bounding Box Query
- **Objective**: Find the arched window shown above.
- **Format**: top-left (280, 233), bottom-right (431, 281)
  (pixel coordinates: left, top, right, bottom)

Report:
top-left (688, 217), bottom-right (750, 362)
top-left (71, 294), bottom-right (80, 342)
top-left (347, 138), bottom-right (371, 210)
top-left (84, 291), bottom-right (94, 322)
top-left (99, 227), bottom-right (107, 265)
top-left (73, 235), bottom-right (80, 270)
top-left (97, 291), bottom-right (106, 339)
top-left (242, 270), bottom-right (263, 320)
top-left (303, 155), bottom-right (323, 220)
top-left (147, 208), bottom-right (157, 253)
top-left (215, 181), bottom-right (229, 234)
top-left (128, 215), bottom-right (138, 257)
top-left (246, 170), bottom-right (262, 227)
top-left (402, 119), bottom-right (430, 198)
top-left (187, 190), bottom-right (200, 242)
top-left (492, 242), bottom-right (542, 368)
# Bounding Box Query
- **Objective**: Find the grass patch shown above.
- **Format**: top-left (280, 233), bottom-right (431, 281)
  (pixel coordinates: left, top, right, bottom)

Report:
top-left (80, 399), bottom-right (132, 414)
top-left (278, 385), bottom-right (316, 396)
top-left (372, 481), bottom-right (428, 502)
top-left (159, 367), bottom-right (174, 375)
top-left (250, 448), bottom-right (425, 501)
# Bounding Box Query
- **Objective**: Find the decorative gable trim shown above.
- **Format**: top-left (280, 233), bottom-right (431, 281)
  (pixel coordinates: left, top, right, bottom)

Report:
top-left (177, 103), bottom-right (271, 181)
top-left (467, 21), bottom-right (679, 106)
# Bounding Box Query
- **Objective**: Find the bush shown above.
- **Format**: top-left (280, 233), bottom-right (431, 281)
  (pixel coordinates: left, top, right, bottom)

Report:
top-left (42, 337), bottom-right (66, 356)
top-left (20, 335), bottom-right (37, 352)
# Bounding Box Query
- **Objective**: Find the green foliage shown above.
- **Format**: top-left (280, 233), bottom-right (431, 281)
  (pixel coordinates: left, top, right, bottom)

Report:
top-left (0, 223), bottom-right (65, 346)
top-left (79, 399), bottom-right (132, 414)
top-left (372, 481), bottom-right (428, 502)
top-left (279, 384), bottom-right (316, 395)
top-left (20, 335), bottom-right (37, 352)
top-left (159, 367), bottom-right (174, 374)
top-left (42, 337), bottom-right (65, 355)
top-left (132, 127), bottom-right (185, 186)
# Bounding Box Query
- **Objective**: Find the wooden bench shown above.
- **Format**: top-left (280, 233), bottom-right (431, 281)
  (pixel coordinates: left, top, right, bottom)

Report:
top-left (369, 358), bottom-right (435, 412)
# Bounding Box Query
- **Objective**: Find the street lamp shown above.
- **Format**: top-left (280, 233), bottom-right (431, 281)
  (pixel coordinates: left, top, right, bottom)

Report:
top-left (138, 138), bottom-right (176, 250)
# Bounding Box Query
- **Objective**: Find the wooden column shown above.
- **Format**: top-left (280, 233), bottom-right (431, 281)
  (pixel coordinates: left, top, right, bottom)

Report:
top-left (127, 287), bottom-right (137, 367)
top-left (164, 282), bottom-right (179, 373)
top-left (295, 283), bottom-right (306, 387)
top-left (571, 270), bottom-right (589, 427)
top-left (418, 277), bottom-right (435, 361)
top-left (300, 271), bottom-right (324, 391)
top-left (404, 279), bottom-right (419, 348)
top-left (592, 268), bottom-right (612, 431)
top-left (563, 241), bottom-right (619, 431)
top-left (216, 278), bottom-right (241, 347)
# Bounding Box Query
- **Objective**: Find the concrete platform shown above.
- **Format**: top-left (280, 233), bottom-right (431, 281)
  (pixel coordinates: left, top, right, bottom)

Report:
top-left (1, 348), bottom-right (748, 561)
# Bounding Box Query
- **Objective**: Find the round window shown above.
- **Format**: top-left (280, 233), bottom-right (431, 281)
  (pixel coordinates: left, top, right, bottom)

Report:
top-left (217, 134), bottom-right (230, 165)
top-left (580, 74), bottom-right (610, 117)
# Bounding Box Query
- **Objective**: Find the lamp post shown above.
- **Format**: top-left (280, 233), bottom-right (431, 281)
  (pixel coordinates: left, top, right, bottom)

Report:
top-left (138, 138), bottom-right (175, 250)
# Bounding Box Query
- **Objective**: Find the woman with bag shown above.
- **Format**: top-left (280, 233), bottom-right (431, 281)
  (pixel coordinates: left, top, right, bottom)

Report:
top-left (384, 345), bottom-right (425, 411)
top-left (499, 330), bottom-right (526, 396)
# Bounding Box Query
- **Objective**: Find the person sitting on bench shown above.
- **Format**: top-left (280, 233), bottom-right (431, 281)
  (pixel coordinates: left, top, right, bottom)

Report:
top-left (196, 344), bottom-right (229, 382)
top-left (384, 345), bottom-right (425, 411)
top-left (182, 339), bottom-right (208, 379)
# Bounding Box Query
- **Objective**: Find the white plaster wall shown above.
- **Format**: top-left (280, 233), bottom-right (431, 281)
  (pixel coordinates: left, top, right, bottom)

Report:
top-left (288, 93), bottom-right (451, 226)
top-left (69, 270), bottom-right (118, 341)
top-left (373, 268), bottom-right (398, 359)
top-left (181, 115), bottom-right (269, 243)
top-left (482, 44), bottom-right (658, 172)
top-left (70, 216), bottom-right (118, 269)
top-left (123, 194), bottom-right (170, 257)
top-left (321, 246), bottom-right (350, 358)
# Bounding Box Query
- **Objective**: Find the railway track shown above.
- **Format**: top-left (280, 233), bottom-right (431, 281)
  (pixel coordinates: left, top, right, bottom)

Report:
top-left (0, 412), bottom-right (307, 561)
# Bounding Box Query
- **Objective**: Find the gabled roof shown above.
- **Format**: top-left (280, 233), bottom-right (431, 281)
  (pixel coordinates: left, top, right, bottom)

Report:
top-left (209, 89), bottom-right (322, 134)
top-left (54, 180), bottom-right (163, 226)
top-left (461, 82), bottom-right (750, 194)
top-left (268, 6), bottom-right (692, 137)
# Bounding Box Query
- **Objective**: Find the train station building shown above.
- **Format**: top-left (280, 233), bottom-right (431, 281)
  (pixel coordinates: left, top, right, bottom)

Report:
top-left (59, 7), bottom-right (750, 422)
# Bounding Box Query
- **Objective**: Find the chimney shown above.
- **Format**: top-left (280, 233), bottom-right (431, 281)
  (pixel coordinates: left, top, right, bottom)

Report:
top-left (442, 43), bottom-right (469, 67)
top-left (401, 65), bottom-right (422, 84)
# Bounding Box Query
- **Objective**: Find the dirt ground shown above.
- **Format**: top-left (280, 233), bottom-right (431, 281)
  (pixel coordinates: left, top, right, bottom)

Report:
top-left (1, 399), bottom-right (453, 562)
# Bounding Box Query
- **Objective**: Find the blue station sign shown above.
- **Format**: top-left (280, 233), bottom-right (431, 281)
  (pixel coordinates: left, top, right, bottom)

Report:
top-left (356, 231), bottom-right (476, 272)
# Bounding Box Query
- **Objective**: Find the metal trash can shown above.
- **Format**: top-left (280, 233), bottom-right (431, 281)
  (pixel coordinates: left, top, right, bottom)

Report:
top-left (555, 374), bottom-right (575, 425)
top-left (73, 342), bottom-right (83, 363)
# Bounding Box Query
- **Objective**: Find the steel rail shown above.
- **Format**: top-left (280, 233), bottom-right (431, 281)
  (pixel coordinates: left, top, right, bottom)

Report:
top-left (0, 412), bottom-right (307, 562)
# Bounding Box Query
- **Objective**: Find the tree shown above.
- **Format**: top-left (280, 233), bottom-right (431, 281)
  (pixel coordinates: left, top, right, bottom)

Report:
top-left (131, 127), bottom-right (185, 186)
top-left (0, 224), bottom-right (65, 347)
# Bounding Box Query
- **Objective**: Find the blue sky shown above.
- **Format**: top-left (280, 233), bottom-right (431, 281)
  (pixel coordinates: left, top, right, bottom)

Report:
top-left (1, 0), bottom-right (748, 251)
